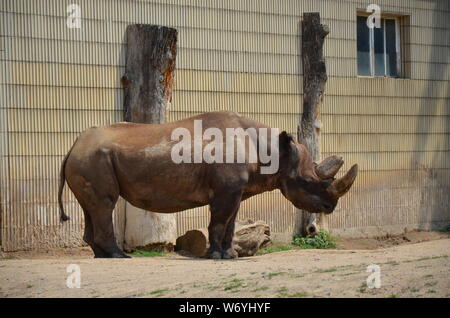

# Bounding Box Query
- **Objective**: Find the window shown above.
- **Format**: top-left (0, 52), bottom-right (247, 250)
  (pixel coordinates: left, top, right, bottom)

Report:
top-left (357, 16), bottom-right (401, 77)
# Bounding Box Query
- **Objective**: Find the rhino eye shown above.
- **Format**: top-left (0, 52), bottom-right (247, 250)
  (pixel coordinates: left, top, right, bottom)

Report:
top-left (321, 179), bottom-right (334, 187)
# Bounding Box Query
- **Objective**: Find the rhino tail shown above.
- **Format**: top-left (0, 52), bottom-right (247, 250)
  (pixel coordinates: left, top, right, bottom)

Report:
top-left (58, 139), bottom-right (77, 222)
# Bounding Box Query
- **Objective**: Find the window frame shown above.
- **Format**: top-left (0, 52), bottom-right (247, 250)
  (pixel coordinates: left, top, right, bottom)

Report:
top-left (357, 14), bottom-right (402, 78)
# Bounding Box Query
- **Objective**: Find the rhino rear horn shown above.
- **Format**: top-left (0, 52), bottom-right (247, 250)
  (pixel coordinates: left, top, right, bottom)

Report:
top-left (327, 164), bottom-right (358, 198)
top-left (316, 155), bottom-right (344, 179)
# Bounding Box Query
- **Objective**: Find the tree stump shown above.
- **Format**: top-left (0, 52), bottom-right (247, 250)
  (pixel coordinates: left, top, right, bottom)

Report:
top-left (175, 228), bottom-right (210, 257)
top-left (175, 220), bottom-right (271, 257)
top-left (121, 24), bottom-right (178, 252)
top-left (297, 13), bottom-right (330, 236)
top-left (122, 24), bottom-right (177, 123)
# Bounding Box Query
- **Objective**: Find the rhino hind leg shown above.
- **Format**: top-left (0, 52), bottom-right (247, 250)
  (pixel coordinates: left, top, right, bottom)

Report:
top-left (206, 191), bottom-right (242, 259)
top-left (82, 210), bottom-right (109, 257)
top-left (79, 197), bottom-right (128, 258)
top-left (88, 199), bottom-right (130, 258)
top-left (67, 161), bottom-right (129, 258)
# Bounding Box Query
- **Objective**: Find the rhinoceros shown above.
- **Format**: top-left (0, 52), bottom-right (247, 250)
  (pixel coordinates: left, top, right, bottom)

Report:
top-left (58, 111), bottom-right (357, 259)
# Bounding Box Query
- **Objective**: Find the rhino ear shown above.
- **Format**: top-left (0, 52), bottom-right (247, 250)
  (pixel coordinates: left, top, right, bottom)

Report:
top-left (279, 131), bottom-right (295, 154)
top-left (279, 131), bottom-right (299, 173)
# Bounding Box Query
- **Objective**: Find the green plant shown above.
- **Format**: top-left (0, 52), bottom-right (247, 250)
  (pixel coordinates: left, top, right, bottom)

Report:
top-left (276, 287), bottom-right (309, 298)
top-left (252, 286), bottom-right (269, 292)
top-left (292, 230), bottom-right (337, 249)
top-left (315, 267), bottom-right (338, 273)
top-left (384, 260), bottom-right (400, 266)
top-left (148, 288), bottom-right (170, 297)
top-left (255, 244), bottom-right (298, 255)
top-left (224, 279), bottom-right (246, 291)
top-left (287, 291), bottom-right (309, 298)
top-left (439, 224), bottom-right (450, 232)
top-left (263, 272), bottom-right (285, 279)
top-left (358, 282), bottom-right (367, 293)
top-left (128, 249), bottom-right (166, 257)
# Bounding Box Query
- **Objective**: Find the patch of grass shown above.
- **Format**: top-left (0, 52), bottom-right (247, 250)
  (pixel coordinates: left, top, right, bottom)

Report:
top-left (206, 284), bottom-right (221, 291)
top-left (292, 230), bottom-right (336, 249)
top-left (252, 286), bottom-right (269, 292)
top-left (128, 249), bottom-right (166, 257)
top-left (224, 279), bottom-right (246, 291)
top-left (276, 287), bottom-right (309, 298)
top-left (424, 281), bottom-right (437, 287)
top-left (286, 291), bottom-right (309, 298)
top-left (410, 287), bottom-right (420, 293)
top-left (415, 255), bottom-right (448, 262)
top-left (255, 244), bottom-right (299, 255)
top-left (263, 272), bottom-right (285, 279)
top-left (316, 264), bottom-right (355, 274)
top-left (315, 267), bottom-right (338, 273)
top-left (148, 288), bottom-right (170, 297)
top-left (388, 294), bottom-right (398, 298)
top-left (26, 284), bottom-right (33, 289)
top-left (338, 272), bottom-right (359, 277)
top-left (416, 265), bottom-right (432, 269)
top-left (0, 255), bottom-right (16, 260)
top-left (358, 282), bottom-right (367, 293)
top-left (384, 260), bottom-right (400, 266)
top-left (337, 264), bottom-right (356, 270)
top-left (289, 273), bottom-right (305, 278)
top-left (424, 274), bottom-right (433, 278)
top-left (275, 287), bottom-right (288, 296)
top-left (402, 260), bottom-right (414, 263)
top-left (426, 289), bottom-right (436, 294)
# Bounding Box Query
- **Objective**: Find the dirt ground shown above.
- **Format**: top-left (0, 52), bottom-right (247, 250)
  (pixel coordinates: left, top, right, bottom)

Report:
top-left (1, 231), bottom-right (449, 298)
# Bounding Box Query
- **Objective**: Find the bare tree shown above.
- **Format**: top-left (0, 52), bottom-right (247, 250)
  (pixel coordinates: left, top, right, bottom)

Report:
top-left (297, 13), bottom-right (330, 236)
top-left (120, 24), bottom-right (178, 251)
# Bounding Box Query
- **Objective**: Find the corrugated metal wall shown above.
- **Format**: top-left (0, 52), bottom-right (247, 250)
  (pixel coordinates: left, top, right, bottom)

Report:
top-left (1, 0), bottom-right (449, 251)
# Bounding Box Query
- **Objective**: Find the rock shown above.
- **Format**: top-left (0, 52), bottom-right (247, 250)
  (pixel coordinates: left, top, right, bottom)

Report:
top-left (175, 219), bottom-right (271, 257)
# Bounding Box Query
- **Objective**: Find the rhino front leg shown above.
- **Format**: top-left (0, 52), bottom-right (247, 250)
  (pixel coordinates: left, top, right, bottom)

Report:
top-left (207, 191), bottom-right (242, 259)
top-left (221, 212), bottom-right (239, 259)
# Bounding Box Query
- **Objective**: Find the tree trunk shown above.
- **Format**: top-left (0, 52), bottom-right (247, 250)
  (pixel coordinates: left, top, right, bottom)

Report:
top-left (121, 24), bottom-right (178, 252)
top-left (297, 13), bottom-right (329, 237)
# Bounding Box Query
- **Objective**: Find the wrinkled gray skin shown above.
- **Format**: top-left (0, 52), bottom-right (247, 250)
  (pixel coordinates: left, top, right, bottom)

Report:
top-left (58, 111), bottom-right (358, 259)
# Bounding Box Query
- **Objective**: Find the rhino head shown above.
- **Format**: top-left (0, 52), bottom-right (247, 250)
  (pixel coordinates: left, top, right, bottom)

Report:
top-left (277, 132), bottom-right (358, 214)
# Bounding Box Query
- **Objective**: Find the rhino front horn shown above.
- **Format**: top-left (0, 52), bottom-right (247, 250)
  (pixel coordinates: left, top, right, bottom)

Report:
top-left (327, 164), bottom-right (358, 198)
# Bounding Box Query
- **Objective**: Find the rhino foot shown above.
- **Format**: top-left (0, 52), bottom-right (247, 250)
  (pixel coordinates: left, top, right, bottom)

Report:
top-left (209, 251), bottom-right (223, 259)
top-left (222, 249), bottom-right (238, 259)
top-left (206, 247), bottom-right (223, 259)
top-left (94, 252), bottom-right (131, 259)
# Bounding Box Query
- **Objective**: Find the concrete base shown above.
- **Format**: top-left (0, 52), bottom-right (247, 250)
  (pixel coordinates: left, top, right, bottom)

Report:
top-left (329, 221), bottom-right (450, 239)
top-left (124, 203), bottom-right (177, 252)
top-left (270, 221), bottom-right (449, 244)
